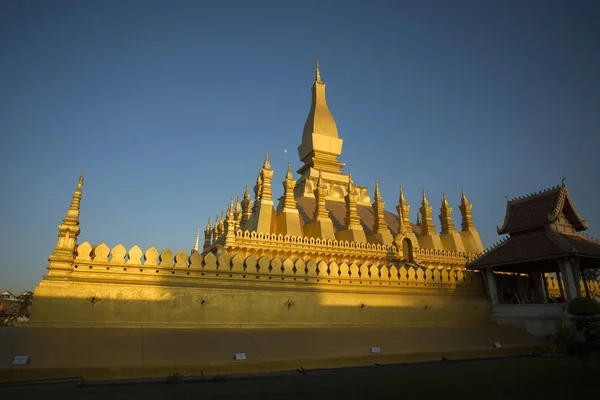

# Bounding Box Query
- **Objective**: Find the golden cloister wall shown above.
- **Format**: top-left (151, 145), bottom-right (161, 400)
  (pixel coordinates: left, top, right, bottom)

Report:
top-left (30, 240), bottom-right (492, 328)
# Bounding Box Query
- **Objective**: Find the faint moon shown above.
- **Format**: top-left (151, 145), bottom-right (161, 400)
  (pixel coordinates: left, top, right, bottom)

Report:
top-left (284, 149), bottom-right (288, 153)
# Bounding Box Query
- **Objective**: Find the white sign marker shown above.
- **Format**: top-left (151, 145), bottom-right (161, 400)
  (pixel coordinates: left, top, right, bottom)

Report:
top-left (370, 347), bottom-right (381, 354)
top-left (12, 356), bottom-right (29, 365)
top-left (493, 342), bottom-right (502, 348)
top-left (234, 352), bottom-right (247, 361)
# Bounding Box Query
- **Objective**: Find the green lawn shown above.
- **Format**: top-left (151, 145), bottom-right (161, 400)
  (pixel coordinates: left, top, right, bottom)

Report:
top-left (1, 355), bottom-right (599, 399)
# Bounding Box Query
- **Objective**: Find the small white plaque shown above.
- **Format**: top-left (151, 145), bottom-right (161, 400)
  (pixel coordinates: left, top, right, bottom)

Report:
top-left (371, 347), bottom-right (381, 354)
top-left (12, 356), bottom-right (29, 365)
top-left (234, 352), bottom-right (247, 361)
top-left (493, 342), bottom-right (502, 348)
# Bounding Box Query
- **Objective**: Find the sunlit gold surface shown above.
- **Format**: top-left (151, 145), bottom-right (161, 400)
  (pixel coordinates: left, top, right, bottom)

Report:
top-left (32, 61), bottom-right (496, 329)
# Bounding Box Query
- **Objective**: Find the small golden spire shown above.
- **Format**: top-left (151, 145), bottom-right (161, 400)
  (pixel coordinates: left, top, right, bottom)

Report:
top-left (235, 195), bottom-right (241, 213)
top-left (316, 57), bottom-right (321, 83)
top-left (372, 179), bottom-right (389, 235)
top-left (50, 171), bottom-right (85, 260)
top-left (313, 170), bottom-right (329, 221)
top-left (213, 214), bottom-right (219, 242)
top-left (439, 193), bottom-right (455, 234)
top-left (193, 228), bottom-right (200, 253)
top-left (344, 174), bottom-right (361, 230)
top-left (227, 196), bottom-right (234, 217)
top-left (204, 218), bottom-right (212, 250)
top-left (64, 170), bottom-right (85, 225)
top-left (263, 152), bottom-right (271, 170)
top-left (240, 184), bottom-right (252, 231)
top-left (281, 162), bottom-right (297, 211)
top-left (459, 189), bottom-right (474, 231)
top-left (396, 184), bottom-right (412, 236)
top-left (419, 190), bottom-right (436, 235)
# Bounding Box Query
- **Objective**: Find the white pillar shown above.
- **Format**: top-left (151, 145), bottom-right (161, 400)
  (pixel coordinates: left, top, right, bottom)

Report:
top-left (557, 258), bottom-right (580, 300)
top-left (572, 258), bottom-right (582, 296)
top-left (483, 268), bottom-right (498, 305)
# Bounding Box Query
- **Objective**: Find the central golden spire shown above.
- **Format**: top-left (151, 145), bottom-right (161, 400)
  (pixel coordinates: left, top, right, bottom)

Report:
top-left (297, 59), bottom-right (345, 178)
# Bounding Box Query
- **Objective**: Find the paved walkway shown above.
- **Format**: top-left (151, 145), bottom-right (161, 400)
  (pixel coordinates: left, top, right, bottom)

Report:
top-left (0, 356), bottom-right (598, 399)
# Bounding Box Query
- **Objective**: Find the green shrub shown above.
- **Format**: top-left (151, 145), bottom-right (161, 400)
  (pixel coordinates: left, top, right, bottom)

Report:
top-left (167, 372), bottom-right (184, 385)
top-left (567, 297), bottom-right (600, 316)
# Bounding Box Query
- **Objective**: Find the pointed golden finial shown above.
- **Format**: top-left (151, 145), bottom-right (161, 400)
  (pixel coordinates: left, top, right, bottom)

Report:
top-left (244, 183), bottom-right (250, 199)
top-left (263, 152), bottom-right (271, 170)
top-left (204, 218), bottom-right (213, 249)
top-left (461, 189), bottom-right (469, 204)
top-left (316, 57), bottom-right (321, 83)
top-left (78, 169), bottom-right (84, 189)
top-left (422, 189), bottom-right (428, 205)
top-left (348, 174), bottom-right (353, 191)
top-left (227, 196), bottom-right (234, 217)
top-left (63, 170), bottom-right (85, 224)
top-left (50, 171), bottom-right (86, 259)
top-left (374, 179), bottom-right (381, 200)
top-left (235, 195), bottom-right (241, 213)
top-left (442, 193), bottom-right (448, 206)
top-left (399, 184), bottom-right (406, 203)
top-left (317, 170), bottom-right (323, 187)
top-left (193, 228), bottom-right (200, 252)
top-left (286, 162), bottom-right (293, 180)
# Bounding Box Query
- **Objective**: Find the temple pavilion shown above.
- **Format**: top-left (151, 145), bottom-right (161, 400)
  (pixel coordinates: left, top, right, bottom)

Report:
top-left (467, 182), bottom-right (600, 304)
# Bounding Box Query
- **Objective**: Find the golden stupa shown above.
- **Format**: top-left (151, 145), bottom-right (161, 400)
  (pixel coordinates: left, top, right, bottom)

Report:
top-left (30, 61), bottom-right (491, 328)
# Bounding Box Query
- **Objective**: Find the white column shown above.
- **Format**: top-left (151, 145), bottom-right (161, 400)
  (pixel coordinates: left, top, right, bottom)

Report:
top-left (483, 268), bottom-right (498, 305)
top-left (557, 258), bottom-right (580, 300)
top-left (572, 258), bottom-right (582, 297)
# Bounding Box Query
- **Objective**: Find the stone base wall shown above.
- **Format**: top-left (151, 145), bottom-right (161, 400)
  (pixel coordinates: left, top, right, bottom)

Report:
top-left (493, 304), bottom-right (566, 338)
top-left (30, 279), bottom-right (492, 329)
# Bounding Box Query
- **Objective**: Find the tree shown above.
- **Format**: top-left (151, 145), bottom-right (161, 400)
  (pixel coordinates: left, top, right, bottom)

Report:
top-left (17, 293), bottom-right (32, 318)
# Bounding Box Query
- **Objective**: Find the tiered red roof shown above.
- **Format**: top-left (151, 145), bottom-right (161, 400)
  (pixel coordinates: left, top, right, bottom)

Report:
top-left (468, 183), bottom-right (599, 271)
top-left (496, 184), bottom-right (587, 234)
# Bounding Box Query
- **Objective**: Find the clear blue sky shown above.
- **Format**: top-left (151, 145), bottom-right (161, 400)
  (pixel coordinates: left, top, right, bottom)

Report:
top-left (1, 0), bottom-right (599, 293)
